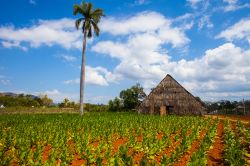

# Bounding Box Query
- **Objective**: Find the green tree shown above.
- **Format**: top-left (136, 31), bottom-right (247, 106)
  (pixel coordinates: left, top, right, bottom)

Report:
top-left (59, 98), bottom-right (71, 108)
top-left (39, 95), bottom-right (53, 107)
top-left (108, 97), bottom-right (122, 112)
top-left (119, 83), bottom-right (146, 110)
top-left (73, 1), bottom-right (104, 115)
top-left (63, 98), bottom-right (70, 107)
top-left (108, 100), bottom-right (114, 112)
top-left (0, 94), bottom-right (41, 107)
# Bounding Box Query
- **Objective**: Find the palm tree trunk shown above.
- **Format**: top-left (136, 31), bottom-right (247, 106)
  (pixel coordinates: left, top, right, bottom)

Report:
top-left (79, 32), bottom-right (87, 115)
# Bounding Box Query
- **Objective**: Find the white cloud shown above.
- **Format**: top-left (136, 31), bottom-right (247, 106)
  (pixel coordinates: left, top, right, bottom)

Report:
top-left (33, 89), bottom-right (78, 103)
top-left (100, 12), bottom-right (189, 47)
top-left (223, 0), bottom-right (250, 12)
top-left (187, 0), bottom-right (202, 8)
top-left (172, 13), bottom-right (195, 31)
top-left (183, 1), bottom-right (214, 31)
top-left (101, 12), bottom-right (167, 35)
top-left (174, 13), bottom-right (194, 22)
top-left (174, 43), bottom-right (250, 100)
top-left (85, 95), bottom-right (113, 104)
top-left (63, 78), bottom-right (79, 85)
top-left (223, 0), bottom-right (237, 4)
top-left (0, 79), bottom-right (10, 85)
top-left (216, 18), bottom-right (250, 44)
top-left (0, 18), bottom-right (83, 50)
top-left (198, 15), bottom-right (214, 30)
top-left (93, 37), bottom-right (250, 100)
top-left (43, 89), bottom-right (60, 96)
top-left (0, 75), bottom-right (10, 85)
top-left (93, 12), bottom-right (190, 85)
top-left (1, 41), bottom-right (28, 51)
top-left (60, 54), bottom-right (77, 62)
top-left (29, 0), bottom-right (36, 5)
top-left (132, 0), bottom-right (150, 6)
top-left (64, 66), bottom-right (121, 86)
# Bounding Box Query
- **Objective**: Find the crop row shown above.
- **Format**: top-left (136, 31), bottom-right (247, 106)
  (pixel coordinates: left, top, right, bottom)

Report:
top-left (0, 113), bottom-right (213, 165)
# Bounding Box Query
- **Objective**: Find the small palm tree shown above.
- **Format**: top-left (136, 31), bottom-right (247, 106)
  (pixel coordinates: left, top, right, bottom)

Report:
top-left (73, 1), bottom-right (104, 115)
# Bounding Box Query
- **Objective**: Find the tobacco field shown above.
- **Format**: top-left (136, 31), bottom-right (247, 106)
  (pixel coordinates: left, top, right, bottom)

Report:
top-left (0, 113), bottom-right (249, 165)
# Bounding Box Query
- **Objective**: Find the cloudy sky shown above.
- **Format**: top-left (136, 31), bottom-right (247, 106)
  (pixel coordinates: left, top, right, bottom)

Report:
top-left (0, 0), bottom-right (250, 103)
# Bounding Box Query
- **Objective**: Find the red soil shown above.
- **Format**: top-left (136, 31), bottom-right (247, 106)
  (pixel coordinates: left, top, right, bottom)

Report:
top-left (90, 141), bottom-right (99, 148)
top-left (133, 132), bottom-right (166, 164)
top-left (42, 144), bottom-right (52, 162)
top-left (231, 122), bottom-right (237, 131)
top-left (10, 162), bottom-right (19, 166)
top-left (134, 152), bottom-right (145, 165)
top-left (207, 122), bottom-right (224, 166)
top-left (205, 115), bottom-right (250, 123)
top-left (70, 154), bottom-right (87, 166)
top-left (157, 132), bottom-right (163, 140)
top-left (155, 130), bottom-right (191, 164)
top-left (137, 135), bottom-right (143, 142)
top-left (173, 129), bottom-right (207, 166)
top-left (67, 140), bottom-right (88, 166)
top-left (155, 138), bottom-right (182, 164)
top-left (112, 138), bottom-right (128, 154)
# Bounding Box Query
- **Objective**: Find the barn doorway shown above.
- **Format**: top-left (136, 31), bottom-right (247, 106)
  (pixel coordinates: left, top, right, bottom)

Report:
top-left (154, 106), bottom-right (160, 115)
top-left (167, 106), bottom-right (174, 114)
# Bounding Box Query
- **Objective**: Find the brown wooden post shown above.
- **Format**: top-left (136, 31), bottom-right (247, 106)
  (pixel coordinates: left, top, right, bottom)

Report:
top-left (160, 106), bottom-right (166, 116)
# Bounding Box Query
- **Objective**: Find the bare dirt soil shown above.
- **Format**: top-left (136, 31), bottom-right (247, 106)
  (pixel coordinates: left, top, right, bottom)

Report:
top-left (207, 122), bottom-right (224, 166)
top-left (173, 129), bottom-right (208, 166)
top-left (204, 115), bottom-right (250, 124)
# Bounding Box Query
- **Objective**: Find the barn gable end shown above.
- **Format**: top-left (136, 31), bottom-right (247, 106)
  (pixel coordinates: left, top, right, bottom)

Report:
top-left (138, 74), bottom-right (205, 115)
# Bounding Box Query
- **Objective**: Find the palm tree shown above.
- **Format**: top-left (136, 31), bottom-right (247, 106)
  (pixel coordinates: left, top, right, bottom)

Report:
top-left (73, 1), bottom-right (104, 115)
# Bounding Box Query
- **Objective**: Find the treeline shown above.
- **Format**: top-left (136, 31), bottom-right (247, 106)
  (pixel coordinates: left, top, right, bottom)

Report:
top-left (0, 93), bottom-right (108, 112)
top-left (0, 94), bottom-right (53, 107)
top-left (205, 100), bottom-right (250, 115)
top-left (108, 83), bottom-right (146, 112)
top-left (2, 90), bottom-right (249, 115)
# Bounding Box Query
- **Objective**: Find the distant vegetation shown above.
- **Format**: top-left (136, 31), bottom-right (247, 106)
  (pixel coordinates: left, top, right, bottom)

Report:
top-left (0, 88), bottom-right (249, 115)
top-left (205, 100), bottom-right (250, 115)
top-left (0, 92), bottom-right (108, 114)
top-left (0, 93), bottom-right (53, 107)
top-left (108, 83), bottom-right (146, 112)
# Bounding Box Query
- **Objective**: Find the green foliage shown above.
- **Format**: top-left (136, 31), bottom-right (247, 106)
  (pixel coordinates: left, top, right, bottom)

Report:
top-left (188, 119), bottom-right (218, 165)
top-left (0, 113), bottom-right (212, 165)
top-left (223, 120), bottom-right (245, 165)
top-left (108, 97), bottom-right (122, 112)
top-left (73, 1), bottom-right (104, 37)
top-left (205, 100), bottom-right (250, 115)
top-left (0, 94), bottom-right (53, 107)
top-left (39, 95), bottom-right (53, 107)
top-left (108, 83), bottom-right (146, 112)
top-left (58, 98), bottom-right (77, 109)
top-left (120, 83), bottom-right (146, 110)
top-left (85, 103), bottom-right (108, 112)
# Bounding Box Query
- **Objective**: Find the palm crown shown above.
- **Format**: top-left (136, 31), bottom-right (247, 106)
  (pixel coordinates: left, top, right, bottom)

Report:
top-left (73, 1), bottom-right (104, 38)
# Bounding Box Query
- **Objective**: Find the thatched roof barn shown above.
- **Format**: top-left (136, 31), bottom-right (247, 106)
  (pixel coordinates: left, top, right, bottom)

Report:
top-left (138, 74), bottom-right (205, 115)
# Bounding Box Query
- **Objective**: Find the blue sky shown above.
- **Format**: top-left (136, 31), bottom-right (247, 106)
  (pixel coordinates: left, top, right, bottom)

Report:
top-left (0, 0), bottom-right (250, 103)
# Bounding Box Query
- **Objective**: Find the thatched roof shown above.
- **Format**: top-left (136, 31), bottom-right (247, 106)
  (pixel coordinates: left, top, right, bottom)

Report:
top-left (138, 74), bottom-right (205, 115)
